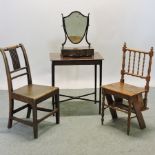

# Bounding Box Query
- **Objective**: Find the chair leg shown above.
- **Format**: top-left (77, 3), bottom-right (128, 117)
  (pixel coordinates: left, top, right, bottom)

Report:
top-left (132, 95), bottom-right (146, 129)
top-left (32, 104), bottom-right (38, 139)
top-left (8, 99), bottom-right (14, 128)
top-left (127, 99), bottom-right (132, 135)
top-left (101, 91), bottom-right (105, 125)
top-left (55, 94), bottom-right (60, 124)
top-left (114, 95), bottom-right (123, 104)
top-left (52, 96), bottom-right (55, 110)
top-left (52, 96), bottom-right (55, 116)
top-left (106, 94), bottom-right (118, 119)
top-left (26, 104), bottom-right (31, 118)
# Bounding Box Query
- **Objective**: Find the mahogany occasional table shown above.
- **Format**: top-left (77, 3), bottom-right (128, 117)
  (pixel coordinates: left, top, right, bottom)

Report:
top-left (49, 52), bottom-right (103, 114)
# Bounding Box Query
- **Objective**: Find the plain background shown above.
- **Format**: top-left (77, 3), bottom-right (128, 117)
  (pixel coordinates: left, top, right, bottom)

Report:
top-left (0, 0), bottom-right (155, 90)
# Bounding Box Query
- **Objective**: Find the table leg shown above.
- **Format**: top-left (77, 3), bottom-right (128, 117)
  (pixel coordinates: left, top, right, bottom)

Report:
top-left (99, 61), bottom-right (102, 114)
top-left (52, 62), bottom-right (55, 108)
top-left (52, 62), bottom-right (55, 87)
top-left (94, 64), bottom-right (97, 104)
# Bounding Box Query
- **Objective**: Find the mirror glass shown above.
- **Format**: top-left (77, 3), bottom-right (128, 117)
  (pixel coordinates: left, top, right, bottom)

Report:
top-left (64, 12), bottom-right (87, 44)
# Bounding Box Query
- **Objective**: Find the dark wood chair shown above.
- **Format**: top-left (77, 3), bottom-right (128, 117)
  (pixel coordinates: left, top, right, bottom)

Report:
top-left (101, 43), bottom-right (154, 135)
top-left (0, 44), bottom-right (60, 139)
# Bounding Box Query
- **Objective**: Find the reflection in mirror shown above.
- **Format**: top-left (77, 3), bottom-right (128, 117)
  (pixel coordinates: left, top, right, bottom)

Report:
top-left (62, 11), bottom-right (90, 48)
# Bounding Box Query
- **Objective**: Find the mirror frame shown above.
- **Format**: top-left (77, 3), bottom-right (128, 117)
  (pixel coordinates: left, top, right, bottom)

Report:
top-left (62, 11), bottom-right (91, 49)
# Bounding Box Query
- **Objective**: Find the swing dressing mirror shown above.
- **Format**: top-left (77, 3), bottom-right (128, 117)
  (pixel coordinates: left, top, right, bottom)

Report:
top-left (61, 11), bottom-right (94, 57)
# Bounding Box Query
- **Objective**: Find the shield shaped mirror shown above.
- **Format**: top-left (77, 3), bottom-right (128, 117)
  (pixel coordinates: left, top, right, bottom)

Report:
top-left (62, 11), bottom-right (91, 48)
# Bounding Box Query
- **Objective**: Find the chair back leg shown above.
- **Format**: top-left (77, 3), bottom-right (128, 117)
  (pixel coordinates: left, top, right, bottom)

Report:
top-left (26, 104), bottom-right (31, 118)
top-left (8, 99), bottom-right (14, 128)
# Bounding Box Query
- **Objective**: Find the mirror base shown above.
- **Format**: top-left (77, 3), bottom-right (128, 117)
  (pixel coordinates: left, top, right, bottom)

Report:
top-left (61, 47), bottom-right (94, 57)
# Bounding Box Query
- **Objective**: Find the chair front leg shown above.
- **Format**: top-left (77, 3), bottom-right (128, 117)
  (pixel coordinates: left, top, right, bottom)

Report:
top-left (32, 103), bottom-right (38, 139)
top-left (101, 90), bottom-right (105, 125)
top-left (8, 99), bottom-right (14, 128)
top-left (127, 98), bottom-right (132, 135)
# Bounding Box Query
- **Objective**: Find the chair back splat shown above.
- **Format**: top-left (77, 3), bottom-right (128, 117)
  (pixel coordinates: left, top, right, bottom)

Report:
top-left (1, 44), bottom-right (32, 92)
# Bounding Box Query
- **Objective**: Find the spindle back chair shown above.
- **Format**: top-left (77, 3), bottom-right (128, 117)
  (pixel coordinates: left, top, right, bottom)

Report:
top-left (120, 43), bottom-right (153, 108)
top-left (101, 43), bottom-right (154, 135)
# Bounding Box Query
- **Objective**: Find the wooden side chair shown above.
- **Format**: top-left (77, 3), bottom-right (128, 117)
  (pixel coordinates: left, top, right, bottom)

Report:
top-left (0, 44), bottom-right (60, 139)
top-left (101, 43), bottom-right (154, 135)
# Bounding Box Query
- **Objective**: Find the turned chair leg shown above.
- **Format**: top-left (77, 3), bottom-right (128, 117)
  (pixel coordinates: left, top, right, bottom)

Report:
top-left (26, 104), bottom-right (31, 118)
top-left (55, 94), bottom-right (60, 124)
top-left (8, 99), bottom-right (14, 128)
top-left (32, 104), bottom-right (38, 139)
top-left (127, 99), bottom-right (132, 135)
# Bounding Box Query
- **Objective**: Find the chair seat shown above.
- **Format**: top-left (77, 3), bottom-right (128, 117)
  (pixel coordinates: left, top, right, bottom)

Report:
top-left (12, 84), bottom-right (59, 103)
top-left (102, 82), bottom-right (146, 97)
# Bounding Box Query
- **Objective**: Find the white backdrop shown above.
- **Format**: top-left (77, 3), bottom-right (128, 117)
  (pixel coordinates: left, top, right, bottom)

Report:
top-left (0, 0), bottom-right (155, 90)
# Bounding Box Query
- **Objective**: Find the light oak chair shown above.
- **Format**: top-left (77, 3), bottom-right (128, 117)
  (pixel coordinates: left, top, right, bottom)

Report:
top-left (0, 44), bottom-right (60, 138)
top-left (101, 43), bottom-right (154, 135)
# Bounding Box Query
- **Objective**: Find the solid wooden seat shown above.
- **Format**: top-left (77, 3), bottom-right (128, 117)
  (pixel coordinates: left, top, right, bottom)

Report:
top-left (101, 43), bottom-right (154, 135)
top-left (0, 44), bottom-right (60, 139)
top-left (102, 82), bottom-right (146, 97)
top-left (13, 84), bottom-right (58, 103)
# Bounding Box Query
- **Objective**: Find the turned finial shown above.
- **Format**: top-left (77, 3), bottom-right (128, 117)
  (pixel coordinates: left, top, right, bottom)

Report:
top-left (123, 42), bottom-right (127, 52)
top-left (149, 47), bottom-right (154, 56)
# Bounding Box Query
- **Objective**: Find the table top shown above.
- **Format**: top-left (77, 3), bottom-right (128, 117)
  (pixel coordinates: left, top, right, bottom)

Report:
top-left (49, 52), bottom-right (104, 61)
